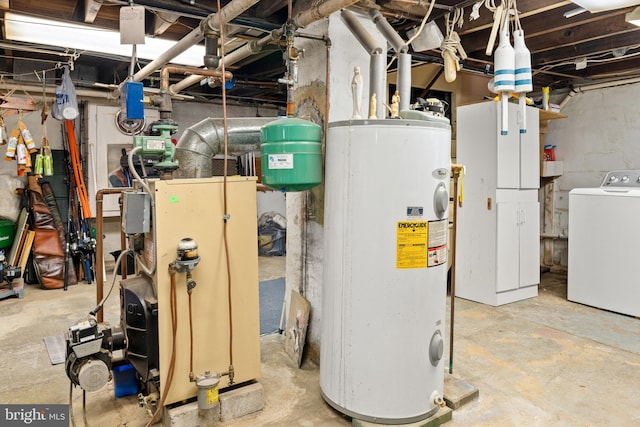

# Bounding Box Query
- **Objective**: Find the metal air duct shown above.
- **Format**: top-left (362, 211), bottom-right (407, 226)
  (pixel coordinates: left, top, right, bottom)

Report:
top-left (174, 117), bottom-right (277, 178)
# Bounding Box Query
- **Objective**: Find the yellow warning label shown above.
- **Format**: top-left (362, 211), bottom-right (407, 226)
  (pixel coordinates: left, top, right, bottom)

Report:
top-left (396, 221), bottom-right (428, 269)
top-left (207, 387), bottom-right (219, 405)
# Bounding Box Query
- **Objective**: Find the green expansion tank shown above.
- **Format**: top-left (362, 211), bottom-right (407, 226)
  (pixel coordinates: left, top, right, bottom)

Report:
top-left (260, 117), bottom-right (322, 192)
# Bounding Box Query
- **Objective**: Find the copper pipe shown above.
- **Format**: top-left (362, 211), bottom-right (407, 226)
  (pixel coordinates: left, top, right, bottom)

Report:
top-left (159, 65), bottom-right (234, 120)
top-left (449, 164), bottom-right (463, 374)
top-left (95, 187), bottom-right (132, 323)
top-left (160, 65), bottom-right (232, 93)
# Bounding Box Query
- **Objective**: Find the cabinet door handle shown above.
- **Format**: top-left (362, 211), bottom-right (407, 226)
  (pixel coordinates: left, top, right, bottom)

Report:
top-left (521, 209), bottom-right (526, 225)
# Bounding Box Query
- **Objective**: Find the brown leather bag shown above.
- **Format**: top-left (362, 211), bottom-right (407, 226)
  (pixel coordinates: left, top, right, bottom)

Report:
top-left (29, 183), bottom-right (65, 289)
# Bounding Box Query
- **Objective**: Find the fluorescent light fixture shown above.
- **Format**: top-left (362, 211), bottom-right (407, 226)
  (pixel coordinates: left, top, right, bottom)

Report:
top-left (571, 0), bottom-right (640, 12)
top-left (4, 12), bottom-right (206, 66)
top-left (626, 6), bottom-right (640, 25)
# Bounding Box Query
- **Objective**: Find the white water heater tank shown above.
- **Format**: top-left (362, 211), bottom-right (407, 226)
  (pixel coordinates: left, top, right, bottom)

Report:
top-left (321, 114), bottom-right (451, 423)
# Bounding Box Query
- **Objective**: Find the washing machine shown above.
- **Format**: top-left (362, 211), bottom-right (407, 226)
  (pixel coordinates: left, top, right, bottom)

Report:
top-left (568, 170), bottom-right (640, 316)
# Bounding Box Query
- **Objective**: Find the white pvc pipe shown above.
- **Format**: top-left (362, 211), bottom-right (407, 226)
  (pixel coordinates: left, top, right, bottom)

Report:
top-left (342, 9), bottom-right (384, 54)
top-left (171, 29), bottom-right (283, 93)
top-left (294, 0), bottom-right (359, 28)
top-left (367, 8), bottom-right (412, 110)
top-left (171, 0), bottom-right (359, 94)
top-left (117, 0), bottom-right (260, 94)
top-left (369, 8), bottom-right (406, 53)
top-left (559, 76), bottom-right (640, 109)
top-left (397, 52), bottom-right (412, 111)
top-left (370, 52), bottom-right (386, 119)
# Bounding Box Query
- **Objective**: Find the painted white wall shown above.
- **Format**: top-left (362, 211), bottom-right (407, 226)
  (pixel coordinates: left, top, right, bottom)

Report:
top-left (543, 82), bottom-right (640, 266)
top-left (285, 11), bottom-right (387, 355)
top-left (257, 191), bottom-right (286, 218)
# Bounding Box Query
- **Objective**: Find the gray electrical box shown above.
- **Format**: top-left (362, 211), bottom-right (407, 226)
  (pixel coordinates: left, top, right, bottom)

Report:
top-left (122, 191), bottom-right (151, 234)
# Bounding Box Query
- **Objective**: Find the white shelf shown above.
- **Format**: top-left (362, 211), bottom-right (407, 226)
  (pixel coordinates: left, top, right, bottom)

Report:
top-left (541, 160), bottom-right (563, 177)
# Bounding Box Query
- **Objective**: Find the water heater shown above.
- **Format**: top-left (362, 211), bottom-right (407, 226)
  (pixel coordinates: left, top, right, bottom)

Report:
top-left (321, 115), bottom-right (451, 423)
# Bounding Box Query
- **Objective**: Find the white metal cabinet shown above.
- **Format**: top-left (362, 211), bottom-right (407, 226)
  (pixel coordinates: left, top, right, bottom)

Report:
top-left (455, 101), bottom-right (540, 306)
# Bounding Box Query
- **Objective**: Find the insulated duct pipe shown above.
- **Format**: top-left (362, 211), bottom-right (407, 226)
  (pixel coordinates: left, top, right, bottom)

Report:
top-left (369, 8), bottom-right (411, 111)
top-left (558, 76), bottom-right (640, 109)
top-left (116, 0), bottom-right (260, 95)
top-left (174, 117), bottom-right (278, 178)
top-left (341, 9), bottom-right (385, 119)
top-left (171, 0), bottom-right (359, 94)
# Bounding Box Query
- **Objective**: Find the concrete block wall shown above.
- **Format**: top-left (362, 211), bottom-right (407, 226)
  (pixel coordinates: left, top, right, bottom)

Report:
top-left (543, 82), bottom-right (640, 267)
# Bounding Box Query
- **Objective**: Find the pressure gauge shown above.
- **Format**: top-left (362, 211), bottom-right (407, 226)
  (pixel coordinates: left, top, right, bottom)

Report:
top-left (115, 109), bottom-right (145, 135)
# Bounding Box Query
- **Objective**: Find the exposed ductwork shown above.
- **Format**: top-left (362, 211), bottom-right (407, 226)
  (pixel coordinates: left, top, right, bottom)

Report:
top-left (341, 9), bottom-right (385, 119)
top-left (172, 0), bottom-right (361, 180)
top-left (174, 117), bottom-right (277, 178)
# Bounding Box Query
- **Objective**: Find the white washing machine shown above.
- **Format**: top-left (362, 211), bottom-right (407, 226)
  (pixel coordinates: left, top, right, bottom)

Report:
top-left (568, 170), bottom-right (640, 316)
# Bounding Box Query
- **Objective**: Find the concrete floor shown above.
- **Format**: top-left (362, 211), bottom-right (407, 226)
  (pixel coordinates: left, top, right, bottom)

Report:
top-left (1, 258), bottom-right (639, 426)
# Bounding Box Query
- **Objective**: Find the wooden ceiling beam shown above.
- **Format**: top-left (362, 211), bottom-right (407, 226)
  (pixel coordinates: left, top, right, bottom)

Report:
top-left (549, 55), bottom-right (640, 80)
top-left (461, 7), bottom-right (631, 54)
top-left (528, 23), bottom-right (638, 55)
top-left (533, 29), bottom-right (640, 65)
top-left (456, 0), bottom-right (572, 34)
top-left (256, 0), bottom-right (288, 17)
